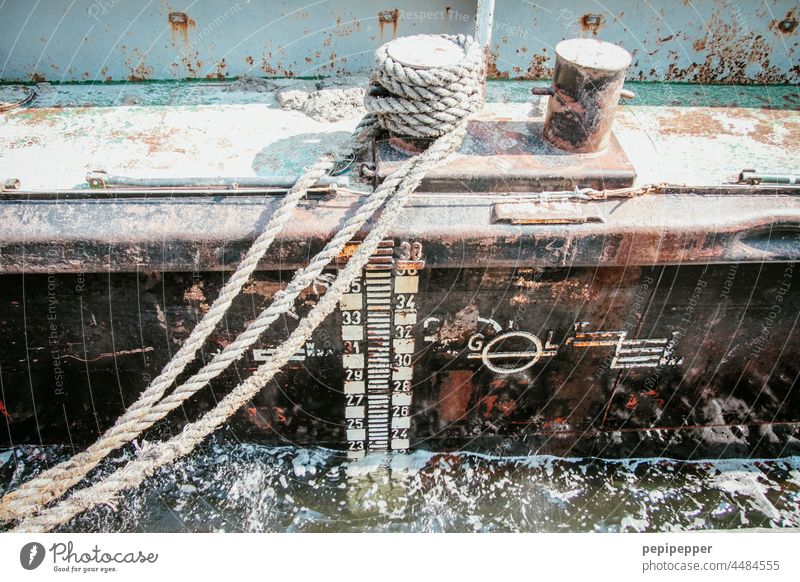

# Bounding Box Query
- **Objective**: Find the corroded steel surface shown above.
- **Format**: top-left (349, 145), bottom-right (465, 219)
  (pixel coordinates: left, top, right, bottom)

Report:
top-left (375, 120), bottom-right (636, 191)
top-left (2, 189), bottom-right (800, 273)
top-left (542, 39), bottom-right (631, 153)
top-left (0, 262), bottom-right (797, 459)
top-left (0, 77), bottom-right (799, 459)
top-left (1, 81), bottom-right (799, 276)
top-left (490, 0), bottom-right (799, 83)
top-left (1, 81), bottom-right (798, 191)
top-left (0, 0), bottom-right (797, 83)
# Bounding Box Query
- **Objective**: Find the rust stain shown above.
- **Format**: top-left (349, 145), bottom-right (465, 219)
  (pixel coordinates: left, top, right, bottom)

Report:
top-left (749, 115), bottom-right (800, 147)
top-left (513, 274), bottom-right (598, 302)
top-left (496, 396), bottom-right (517, 416)
top-left (244, 406), bottom-right (272, 431)
top-left (509, 293), bottom-right (529, 306)
top-left (183, 283), bottom-right (210, 313)
top-left (331, 22), bottom-right (355, 38)
top-left (437, 304), bottom-right (480, 345)
top-left (663, 9), bottom-right (786, 84)
top-left (626, 389), bottom-right (665, 412)
top-left (245, 55), bottom-right (254, 65)
top-left (580, 13), bottom-right (604, 35)
top-left (14, 107), bottom-right (84, 128)
top-left (657, 109), bottom-right (726, 137)
top-left (128, 126), bottom-right (178, 155)
top-left (31, 72), bottom-right (45, 82)
top-left (242, 280), bottom-right (280, 298)
top-left (437, 370), bottom-right (474, 423)
top-left (480, 388), bottom-right (518, 420)
top-left (486, 50), bottom-right (509, 79)
top-left (273, 406), bottom-right (288, 424)
top-left (260, 54), bottom-right (295, 77)
top-left (7, 136), bottom-right (42, 150)
top-left (525, 52), bottom-right (550, 80)
top-left (770, 11), bottom-right (798, 35)
top-left (126, 47), bottom-right (154, 81)
top-left (542, 417), bottom-right (570, 431)
top-left (338, 242), bottom-right (360, 262)
top-left (178, 52), bottom-right (200, 77)
top-left (378, 9), bottom-right (399, 38)
top-left (481, 394), bottom-right (498, 419)
top-left (658, 107), bottom-right (800, 147)
top-left (206, 58), bottom-right (227, 79)
top-left (0, 400), bottom-right (12, 423)
top-left (169, 11), bottom-right (195, 45)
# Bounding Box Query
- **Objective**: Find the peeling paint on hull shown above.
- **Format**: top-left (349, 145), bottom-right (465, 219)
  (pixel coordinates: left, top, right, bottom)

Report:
top-left (0, 0), bottom-right (797, 83)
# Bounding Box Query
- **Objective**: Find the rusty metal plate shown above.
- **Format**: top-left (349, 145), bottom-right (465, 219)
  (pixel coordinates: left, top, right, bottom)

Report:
top-left (492, 201), bottom-right (605, 224)
top-left (375, 120), bottom-right (637, 192)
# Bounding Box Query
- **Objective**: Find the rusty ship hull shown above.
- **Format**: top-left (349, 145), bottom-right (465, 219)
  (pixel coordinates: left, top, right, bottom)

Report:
top-left (1, 181), bottom-right (799, 459)
top-left (1, 0), bottom-right (800, 460)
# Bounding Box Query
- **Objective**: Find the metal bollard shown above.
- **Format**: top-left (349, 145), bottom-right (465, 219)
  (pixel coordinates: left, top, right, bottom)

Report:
top-left (543, 38), bottom-right (632, 153)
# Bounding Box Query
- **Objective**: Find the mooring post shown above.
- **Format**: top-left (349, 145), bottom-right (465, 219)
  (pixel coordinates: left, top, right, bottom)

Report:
top-left (542, 38), bottom-right (632, 153)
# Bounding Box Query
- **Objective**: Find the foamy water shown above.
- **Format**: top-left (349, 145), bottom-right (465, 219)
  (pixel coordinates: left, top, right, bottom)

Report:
top-left (2, 444), bottom-right (799, 532)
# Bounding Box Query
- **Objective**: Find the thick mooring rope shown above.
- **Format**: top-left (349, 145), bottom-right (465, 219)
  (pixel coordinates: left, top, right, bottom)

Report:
top-left (365, 34), bottom-right (482, 137)
top-left (4, 34), bottom-right (482, 532)
top-left (0, 116), bottom-right (374, 524)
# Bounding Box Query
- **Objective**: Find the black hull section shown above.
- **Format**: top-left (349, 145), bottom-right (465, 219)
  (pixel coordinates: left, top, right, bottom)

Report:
top-left (1, 261), bottom-right (798, 459)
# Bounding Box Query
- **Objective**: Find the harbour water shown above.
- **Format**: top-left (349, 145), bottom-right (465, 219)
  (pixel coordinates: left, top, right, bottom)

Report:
top-left (2, 443), bottom-right (799, 532)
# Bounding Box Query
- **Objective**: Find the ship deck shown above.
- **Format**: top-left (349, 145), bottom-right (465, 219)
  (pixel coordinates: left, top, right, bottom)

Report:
top-left (1, 79), bottom-right (799, 191)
